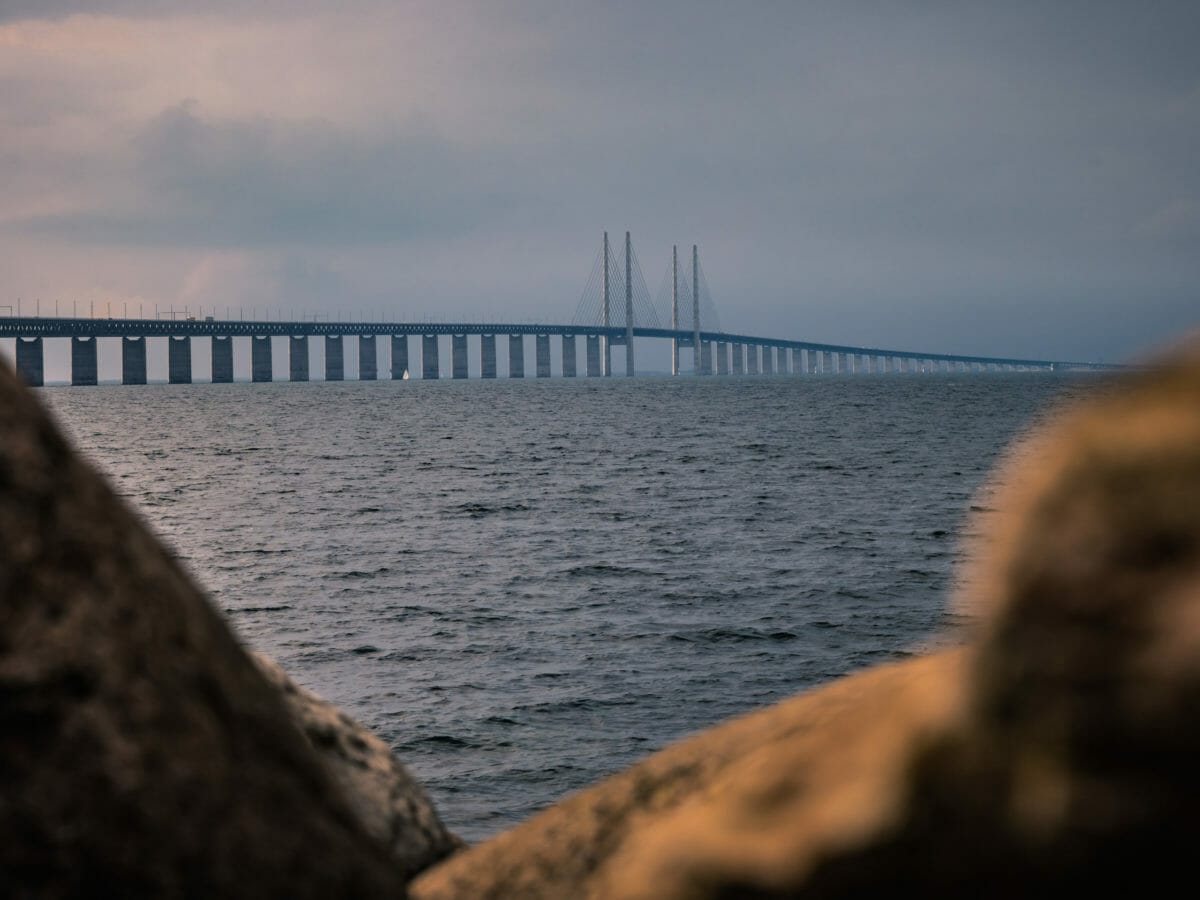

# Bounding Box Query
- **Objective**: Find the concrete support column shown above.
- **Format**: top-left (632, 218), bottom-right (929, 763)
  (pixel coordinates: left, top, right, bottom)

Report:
top-left (122, 337), bottom-right (147, 385)
top-left (326, 336), bottom-right (345, 381)
top-left (289, 336), bottom-right (309, 382)
top-left (390, 335), bottom-right (407, 379)
top-left (251, 336), bottom-right (272, 382)
top-left (168, 336), bottom-right (192, 384)
top-left (744, 345), bottom-right (758, 375)
top-left (509, 334), bottom-right (524, 378)
top-left (422, 334), bottom-right (439, 379)
top-left (716, 341), bottom-right (729, 375)
top-left (562, 335), bottom-right (576, 377)
top-left (212, 336), bottom-right (233, 383)
top-left (536, 334), bottom-right (551, 378)
top-left (451, 334), bottom-right (468, 379)
top-left (166, 336), bottom-right (189, 384)
top-left (359, 335), bottom-right (377, 380)
top-left (480, 334), bottom-right (497, 378)
top-left (71, 337), bottom-right (98, 386)
top-left (731, 343), bottom-right (744, 375)
top-left (762, 346), bottom-right (774, 376)
top-left (16, 337), bottom-right (44, 387)
top-left (586, 335), bottom-right (601, 376)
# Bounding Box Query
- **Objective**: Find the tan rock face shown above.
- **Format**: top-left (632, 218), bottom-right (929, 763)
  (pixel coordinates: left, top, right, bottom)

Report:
top-left (413, 341), bottom-right (1200, 899)
top-left (253, 653), bottom-right (465, 880)
top-left (0, 363), bottom-right (410, 896)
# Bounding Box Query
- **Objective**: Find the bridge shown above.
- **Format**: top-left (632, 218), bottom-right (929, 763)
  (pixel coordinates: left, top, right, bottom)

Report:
top-left (1, 233), bottom-right (1114, 386)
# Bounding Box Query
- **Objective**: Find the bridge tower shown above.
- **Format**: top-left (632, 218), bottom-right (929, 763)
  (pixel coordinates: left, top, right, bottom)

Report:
top-left (693, 245), bottom-right (703, 374)
top-left (602, 231), bottom-right (611, 377)
top-left (625, 230), bottom-right (635, 377)
top-left (671, 245), bottom-right (679, 376)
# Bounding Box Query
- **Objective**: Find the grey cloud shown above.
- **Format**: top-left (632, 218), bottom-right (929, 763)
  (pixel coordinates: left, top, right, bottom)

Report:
top-left (20, 100), bottom-right (523, 247)
top-left (2, 1), bottom-right (1199, 362)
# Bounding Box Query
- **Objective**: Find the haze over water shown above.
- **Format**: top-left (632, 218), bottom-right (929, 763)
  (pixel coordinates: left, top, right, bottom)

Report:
top-left (44, 373), bottom-right (1096, 840)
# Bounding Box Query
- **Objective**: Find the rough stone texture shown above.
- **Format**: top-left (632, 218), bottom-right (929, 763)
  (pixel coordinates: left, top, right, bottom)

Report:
top-left (412, 650), bottom-right (966, 900)
top-left (414, 339), bottom-right (1200, 899)
top-left (252, 653), bottom-right (465, 880)
top-left (0, 360), bottom-right (410, 897)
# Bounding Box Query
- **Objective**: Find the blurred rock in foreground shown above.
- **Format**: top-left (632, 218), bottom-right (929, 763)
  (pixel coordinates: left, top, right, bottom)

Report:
top-left (0, 362), bottom-right (430, 896)
top-left (413, 342), bottom-right (1200, 899)
top-left (253, 653), bottom-right (465, 880)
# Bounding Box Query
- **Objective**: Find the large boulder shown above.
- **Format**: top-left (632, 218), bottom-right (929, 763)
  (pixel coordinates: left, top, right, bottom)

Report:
top-left (413, 340), bottom-right (1200, 899)
top-left (252, 653), bottom-right (465, 881)
top-left (0, 361), bottom-right (412, 896)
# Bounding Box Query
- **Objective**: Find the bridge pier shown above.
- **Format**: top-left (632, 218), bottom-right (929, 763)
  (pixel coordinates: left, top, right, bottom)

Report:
top-left (390, 335), bottom-right (407, 379)
top-left (586, 335), bottom-right (601, 376)
top-left (422, 334), bottom-right (439, 379)
top-left (289, 336), bottom-right (309, 382)
top-left (562, 335), bottom-right (576, 377)
top-left (71, 337), bottom-right (98, 386)
top-left (480, 334), bottom-right (497, 378)
top-left (698, 341), bottom-right (710, 375)
top-left (16, 337), bottom-right (44, 387)
top-left (743, 345), bottom-right (756, 375)
top-left (212, 336), bottom-right (233, 383)
top-left (359, 335), bottom-right (377, 380)
top-left (762, 346), bottom-right (774, 376)
top-left (251, 336), bottom-right (272, 382)
top-left (326, 336), bottom-right (344, 381)
top-left (716, 341), bottom-right (729, 375)
top-left (168, 336), bottom-right (192, 384)
top-left (122, 337), bottom-right (147, 385)
top-left (452, 334), bottom-right (468, 379)
top-left (536, 334), bottom-right (551, 377)
top-left (509, 335), bottom-right (524, 378)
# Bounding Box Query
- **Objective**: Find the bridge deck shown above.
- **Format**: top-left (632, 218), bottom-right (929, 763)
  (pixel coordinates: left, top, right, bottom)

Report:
top-left (0, 318), bottom-right (1114, 370)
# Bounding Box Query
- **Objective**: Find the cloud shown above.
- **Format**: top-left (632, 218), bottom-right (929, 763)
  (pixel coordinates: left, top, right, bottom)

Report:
top-left (0, 1), bottom-right (1198, 361)
top-left (16, 99), bottom-right (513, 247)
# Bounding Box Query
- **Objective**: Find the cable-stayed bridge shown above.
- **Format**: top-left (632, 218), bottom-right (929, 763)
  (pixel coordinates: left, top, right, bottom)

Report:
top-left (0, 233), bottom-right (1116, 386)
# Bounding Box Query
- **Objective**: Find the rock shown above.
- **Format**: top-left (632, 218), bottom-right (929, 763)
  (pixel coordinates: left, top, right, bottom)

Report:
top-left (411, 649), bottom-right (967, 900)
top-left (252, 653), bottom-right (465, 880)
top-left (413, 339), bottom-right (1200, 899)
top-left (0, 361), bottom-right (410, 896)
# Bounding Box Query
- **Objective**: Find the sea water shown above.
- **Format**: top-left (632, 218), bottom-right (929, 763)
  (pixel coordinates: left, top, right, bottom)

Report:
top-left (42, 373), bottom-right (1096, 840)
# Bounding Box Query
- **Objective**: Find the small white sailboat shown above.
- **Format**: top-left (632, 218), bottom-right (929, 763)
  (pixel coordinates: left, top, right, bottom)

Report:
top-left (401, 368), bottom-right (410, 380)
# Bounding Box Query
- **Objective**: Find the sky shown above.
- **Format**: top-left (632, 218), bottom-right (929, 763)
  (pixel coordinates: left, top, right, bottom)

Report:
top-left (1, 0), bottom-right (1198, 365)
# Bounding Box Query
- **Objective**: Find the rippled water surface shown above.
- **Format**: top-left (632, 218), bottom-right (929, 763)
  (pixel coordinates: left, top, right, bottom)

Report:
top-left (42, 374), bottom-right (1096, 840)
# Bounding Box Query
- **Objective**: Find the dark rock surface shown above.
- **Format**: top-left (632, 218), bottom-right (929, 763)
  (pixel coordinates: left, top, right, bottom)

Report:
top-left (253, 653), bottom-right (465, 880)
top-left (413, 340), bottom-right (1200, 899)
top-left (0, 361), bottom-right (409, 897)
